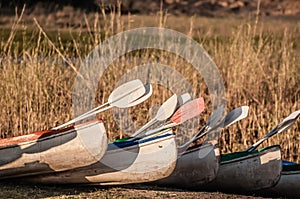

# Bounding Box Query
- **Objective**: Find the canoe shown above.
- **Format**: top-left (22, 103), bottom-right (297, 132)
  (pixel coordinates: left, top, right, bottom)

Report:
top-left (153, 142), bottom-right (220, 188)
top-left (263, 160), bottom-right (300, 197)
top-left (0, 119), bottom-right (107, 179)
top-left (203, 145), bottom-right (282, 192)
top-left (17, 128), bottom-right (177, 185)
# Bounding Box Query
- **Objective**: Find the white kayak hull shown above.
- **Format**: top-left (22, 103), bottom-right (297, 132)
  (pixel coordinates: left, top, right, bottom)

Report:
top-left (0, 119), bottom-right (107, 179)
top-left (19, 129), bottom-right (177, 185)
top-left (203, 145), bottom-right (282, 192)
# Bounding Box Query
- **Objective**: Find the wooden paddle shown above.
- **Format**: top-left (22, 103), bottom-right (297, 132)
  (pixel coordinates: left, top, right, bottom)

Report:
top-left (131, 94), bottom-right (178, 137)
top-left (137, 97), bottom-right (205, 139)
top-left (52, 79), bottom-right (148, 130)
top-left (177, 106), bottom-right (249, 155)
top-left (245, 110), bottom-right (300, 152)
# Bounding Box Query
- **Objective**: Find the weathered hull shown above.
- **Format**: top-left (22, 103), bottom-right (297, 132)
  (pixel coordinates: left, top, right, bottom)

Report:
top-left (0, 120), bottom-right (107, 179)
top-left (154, 143), bottom-right (220, 188)
top-left (19, 129), bottom-right (177, 185)
top-left (203, 145), bottom-right (282, 192)
top-left (266, 163), bottom-right (300, 197)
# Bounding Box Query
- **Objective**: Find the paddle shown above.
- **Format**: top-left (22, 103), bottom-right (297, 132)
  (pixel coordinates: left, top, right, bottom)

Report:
top-left (177, 106), bottom-right (249, 155)
top-left (131, 94), bottom-right (178, 137)
top-left (128, 93), bottom-right (191, 140)
top-left (52, 79), bottom-right (147, 130)
top-left (178, 93), bottom-right (192, 106)
top-left (245, 110), bottom-right (300, 152)
top-left (74, 79), bottom-right (145, 118)
top-left (222, 106), bottom-right (249, 127)
top-left (196, 105), bottom-right (225, 136)
top-left (137, 97), bottom-right (205, 139)
top-left (122, 83), bottom-right (153, 107)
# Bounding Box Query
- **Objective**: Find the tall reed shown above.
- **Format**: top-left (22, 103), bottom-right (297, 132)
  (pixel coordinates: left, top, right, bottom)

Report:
top-left (0, 5), bottom-right (299, 161)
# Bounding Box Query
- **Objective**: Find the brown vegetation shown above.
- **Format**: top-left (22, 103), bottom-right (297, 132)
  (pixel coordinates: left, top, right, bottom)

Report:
top-left (0, 4), bottom-right (299, 160)
top-left (0, 2), bottom-right (299, 198)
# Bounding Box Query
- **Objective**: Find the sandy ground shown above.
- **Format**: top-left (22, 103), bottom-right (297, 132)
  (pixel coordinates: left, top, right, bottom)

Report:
top-left (0, 182), bottom-right (277, 199)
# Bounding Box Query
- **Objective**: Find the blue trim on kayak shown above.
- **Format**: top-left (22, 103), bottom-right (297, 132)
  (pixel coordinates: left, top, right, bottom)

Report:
top-left (282, 160), bottom-right (300, 172)
top-left (282, 160), bottom-right (297, 166)
top-left (108, 133), bottom-right (173, 150)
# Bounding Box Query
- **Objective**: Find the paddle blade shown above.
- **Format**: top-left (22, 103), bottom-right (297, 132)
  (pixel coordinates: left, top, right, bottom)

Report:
top-left (193, 104), bottom-right (225, 138)
top-left (278, 110), bottom-right (300, 133)
top-left (131, 93), bottom-right (178, 137)
top-left (224, 106), bottom-right (249, 127)
top-left (207, 105), bottom-right (225, 128)
top-left (178, 93), bottom-right (192, 106)
top-left (156, 94), bottom-right (178, 121)
top-left (109, 79), bottom-right (146, 108)
top-left (127, 84), bottom-right (153, 107)
top-left (171, 97), bottom-right (205, 124)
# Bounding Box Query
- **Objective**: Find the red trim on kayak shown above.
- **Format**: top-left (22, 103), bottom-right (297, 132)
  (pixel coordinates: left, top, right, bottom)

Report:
top-left (0, 118), bottom-right (102, 148)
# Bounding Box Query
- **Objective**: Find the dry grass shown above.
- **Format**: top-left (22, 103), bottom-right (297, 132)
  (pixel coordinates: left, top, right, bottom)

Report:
top-left (0, 6), bottom-right (299, 162)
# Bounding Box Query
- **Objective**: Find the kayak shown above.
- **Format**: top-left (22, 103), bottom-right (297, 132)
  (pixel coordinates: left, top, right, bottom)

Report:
top-left (203, 145), bottom-right (282, 192)
top-left (154, 142), bottom-right (220, 188)
top-left (0, 119), bottom-right (107, 179)
top-left (263, 160), bottom-right (300, 197)
top-left (16, 128), bottom-right (177, 185)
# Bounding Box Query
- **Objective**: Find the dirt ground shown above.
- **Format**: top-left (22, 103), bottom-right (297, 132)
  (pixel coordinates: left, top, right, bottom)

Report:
top-left (0, 182), bottom-right (277, 199)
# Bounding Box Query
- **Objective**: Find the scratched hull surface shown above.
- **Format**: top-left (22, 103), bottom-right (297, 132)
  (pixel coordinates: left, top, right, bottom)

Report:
top-left (0, 120), bottom-right (107, 179)
top-left (20, 129), bottom-right (177, 185)
top-left (266, 162), bottom-right (300, 197)
top-left (204, 145), bottom-right (282, 192)
top-left (154, 143), bottom-right (220, 188)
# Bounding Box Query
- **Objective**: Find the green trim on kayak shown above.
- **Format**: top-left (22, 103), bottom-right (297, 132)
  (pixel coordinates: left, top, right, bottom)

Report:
top-left (111, 137), bottom-right (131, 143)
top-left (221, 145), bottom-right (277, 162)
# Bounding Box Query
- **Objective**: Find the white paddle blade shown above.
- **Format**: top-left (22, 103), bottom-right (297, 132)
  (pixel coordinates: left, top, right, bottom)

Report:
top-left (278, 110), bottom-right (300, 133)
top-left (126, 84), bottom-right (153, 107)
top-left (224, 106), bottom-right (249, 127)
top-left (178, 93), bottom-right (192, 106)
top-left (52, 79), bottom-right (145, 130)
top-left (282, 110), bottom-right (300, 123)
top-left (279, 110), bottom-right (300, 126)
top-left (136, 96), bottom-right (204, 139)
top-left (109, 79), bottom-right (145, 108)
top-left (76, 79), bottom-right (145, 118)
top-left (156, 94), bottom-right (178, 121)
top-left (87, 85), bottom-right (152, 119)
top-left (131, 94), bottom-right (178, 137)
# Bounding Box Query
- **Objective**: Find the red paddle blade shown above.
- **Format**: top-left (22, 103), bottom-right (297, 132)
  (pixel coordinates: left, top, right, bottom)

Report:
top-left (171, 97), bottom-right (205, 124)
